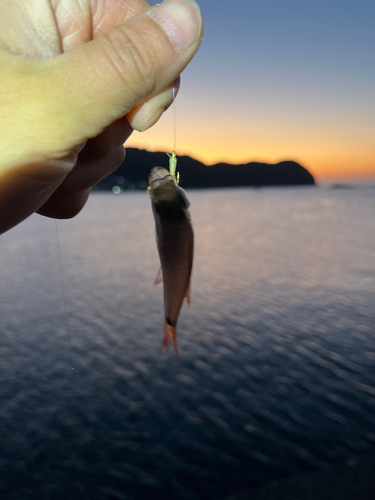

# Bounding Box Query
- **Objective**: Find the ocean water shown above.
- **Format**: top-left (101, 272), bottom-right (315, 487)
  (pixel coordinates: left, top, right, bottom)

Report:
top-left (0, 187), bottom-right (374, 500)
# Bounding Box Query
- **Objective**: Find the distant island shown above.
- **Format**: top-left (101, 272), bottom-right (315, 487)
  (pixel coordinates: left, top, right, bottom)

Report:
top-left (93, 148), bottom-right (315, 191)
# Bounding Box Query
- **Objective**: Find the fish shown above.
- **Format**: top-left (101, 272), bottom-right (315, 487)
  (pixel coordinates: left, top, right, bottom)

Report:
top-left (147, 167), bottom-right (194, 356)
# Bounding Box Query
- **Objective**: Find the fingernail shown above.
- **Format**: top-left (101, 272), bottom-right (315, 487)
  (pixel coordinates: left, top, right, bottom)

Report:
top-left (127, 85), bottom-right (179, 132)
top-left (151, 0), bottom-right (202, 51)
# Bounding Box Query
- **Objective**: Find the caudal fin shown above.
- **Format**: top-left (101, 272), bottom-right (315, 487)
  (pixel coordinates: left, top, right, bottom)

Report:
top-left (163, 320), bottom-right (179, 357)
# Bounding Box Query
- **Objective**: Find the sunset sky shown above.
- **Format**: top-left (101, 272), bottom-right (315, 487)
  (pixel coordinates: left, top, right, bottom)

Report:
top-left (127, 0), bottom-right (375, 184)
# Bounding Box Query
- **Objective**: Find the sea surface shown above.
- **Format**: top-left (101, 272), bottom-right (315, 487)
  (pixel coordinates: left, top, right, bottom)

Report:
top-left (0, 187), bottom-right (374, 500)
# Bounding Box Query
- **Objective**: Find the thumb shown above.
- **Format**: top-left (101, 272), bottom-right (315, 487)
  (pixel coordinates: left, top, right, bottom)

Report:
top-left (46, 0), bottom-right (203, 153)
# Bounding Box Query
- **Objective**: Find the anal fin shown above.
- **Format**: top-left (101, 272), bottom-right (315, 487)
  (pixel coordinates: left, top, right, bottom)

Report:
top-left (153, 267), bottom-right (163, 288)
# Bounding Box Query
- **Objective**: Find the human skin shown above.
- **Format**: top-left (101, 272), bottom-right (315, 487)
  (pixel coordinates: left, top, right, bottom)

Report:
top-left (0, 0), bottom-right (203, 234)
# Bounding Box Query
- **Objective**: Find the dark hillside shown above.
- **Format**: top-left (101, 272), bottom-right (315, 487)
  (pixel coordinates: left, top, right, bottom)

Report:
top-left (94, 148), bottom-right (315, 191)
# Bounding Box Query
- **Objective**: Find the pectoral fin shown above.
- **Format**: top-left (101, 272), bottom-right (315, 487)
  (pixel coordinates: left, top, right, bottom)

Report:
top-left (185, 285), bottom-right (191, 306)
top-left (153, 267), bottom-right (163, 288)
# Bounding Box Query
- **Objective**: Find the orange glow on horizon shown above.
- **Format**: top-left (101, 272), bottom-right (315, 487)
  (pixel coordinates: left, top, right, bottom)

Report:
top-left (125, 106), bottom-right (375, 185)
top-left (126, 138), bottom-right (375, 185)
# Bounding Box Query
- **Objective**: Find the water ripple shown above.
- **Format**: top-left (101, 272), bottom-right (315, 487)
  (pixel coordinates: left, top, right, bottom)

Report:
top-left (0, 189), bottom-right (374, 499)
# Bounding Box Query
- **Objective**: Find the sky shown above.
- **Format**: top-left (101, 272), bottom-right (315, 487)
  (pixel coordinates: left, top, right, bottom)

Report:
top-left (127, 0), bottom-right (375, 184)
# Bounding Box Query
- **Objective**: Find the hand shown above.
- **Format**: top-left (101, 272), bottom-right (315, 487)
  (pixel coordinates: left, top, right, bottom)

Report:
top-left (0, 0), bottom-right (203, 234)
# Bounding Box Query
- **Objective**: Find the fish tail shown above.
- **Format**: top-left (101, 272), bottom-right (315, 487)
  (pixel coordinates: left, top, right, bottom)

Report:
top-left (163, 320), bottom-right (179, 357)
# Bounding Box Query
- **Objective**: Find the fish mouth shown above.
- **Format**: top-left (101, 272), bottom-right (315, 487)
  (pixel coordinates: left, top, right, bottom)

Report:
top-left (148, 167), bottom-right (175, 189)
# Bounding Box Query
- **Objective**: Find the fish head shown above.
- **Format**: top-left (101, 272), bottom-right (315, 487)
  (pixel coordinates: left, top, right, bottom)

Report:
top-left (147, 167), bottom-right (177, 202)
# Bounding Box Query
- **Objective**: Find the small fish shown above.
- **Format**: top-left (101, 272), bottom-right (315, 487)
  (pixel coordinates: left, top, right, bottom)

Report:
top-left (147, 167), bottom-right (194, 356)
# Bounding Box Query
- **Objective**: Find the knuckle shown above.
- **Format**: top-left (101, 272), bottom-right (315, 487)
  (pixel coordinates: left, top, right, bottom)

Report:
top-left (102, 24), bottom-right (160, 102)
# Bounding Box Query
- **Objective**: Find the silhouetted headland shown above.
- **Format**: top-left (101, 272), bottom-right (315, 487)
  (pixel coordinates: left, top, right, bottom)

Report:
top-left (94, 148), bottom-right (315, 191)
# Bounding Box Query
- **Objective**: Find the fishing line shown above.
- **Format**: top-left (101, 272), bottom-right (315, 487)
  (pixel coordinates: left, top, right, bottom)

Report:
top-left (172, 86), bottom-right (177, 152)
top-left (167, 86), bottom-right (179, 183)
top-left (55, 219), bottom-right (74, 370)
